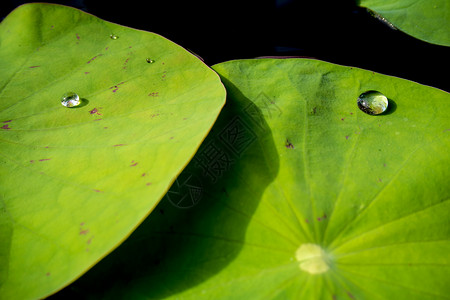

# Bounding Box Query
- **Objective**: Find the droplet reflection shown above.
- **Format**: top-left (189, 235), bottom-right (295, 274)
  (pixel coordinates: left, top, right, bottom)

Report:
top-left (357, 91), bottom-right (388, 115)
top-left (61, 92), bottom-right (81, 108)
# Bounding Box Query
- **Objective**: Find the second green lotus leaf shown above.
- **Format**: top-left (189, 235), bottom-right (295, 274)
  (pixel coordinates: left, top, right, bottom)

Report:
top-left (50, 58), bottom-right (450, 299)
top-left (359, 0), bottom-right (450, 46)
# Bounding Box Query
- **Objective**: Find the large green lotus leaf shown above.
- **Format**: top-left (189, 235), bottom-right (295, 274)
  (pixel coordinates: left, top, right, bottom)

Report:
top-left (51, 58), bottom-right (449, 299)
top-left (0, 3), bottom-right (225, 299)
top-left (359, 0), bottom-right (450, 46)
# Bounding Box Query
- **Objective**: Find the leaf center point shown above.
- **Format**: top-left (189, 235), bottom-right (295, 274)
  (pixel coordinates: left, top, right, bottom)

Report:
top-left (295, 243), bottom-right (330, 274)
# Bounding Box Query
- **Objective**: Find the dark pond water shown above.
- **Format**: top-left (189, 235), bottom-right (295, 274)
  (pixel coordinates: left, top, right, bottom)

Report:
top-left (2, 0), bottom-right (449, 91)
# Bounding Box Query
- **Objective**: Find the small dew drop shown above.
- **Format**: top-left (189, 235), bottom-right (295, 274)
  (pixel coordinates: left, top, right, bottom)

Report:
top-left (110, 34), bottom-right (119, 40)
top-left (357, 91), bottom-right (388, 115)
top-left (61, 92), bottom-right (81, 108)
top-left (146, 58), bottom-right (155, 63)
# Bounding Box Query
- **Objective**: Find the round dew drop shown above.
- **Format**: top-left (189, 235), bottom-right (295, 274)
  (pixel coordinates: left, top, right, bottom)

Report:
top-left (146, 58), bottom-right (155, 63)
top-left (61, 92), bottom-right (81, 108)
top-left (110, 34), bottom-right (118, 40)
top-left (357, 90), bottom-right (388, 115)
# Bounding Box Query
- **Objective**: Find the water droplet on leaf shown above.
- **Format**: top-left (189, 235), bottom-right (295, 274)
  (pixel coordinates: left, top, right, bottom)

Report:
top-left (357, 91), bottom-right (388, 115)
top-left (61, 92), bottom-right (81, 108)
top-left (146, 58), bottom-right (155, 63)
top-left (110, 34), bottom-right (118, 40)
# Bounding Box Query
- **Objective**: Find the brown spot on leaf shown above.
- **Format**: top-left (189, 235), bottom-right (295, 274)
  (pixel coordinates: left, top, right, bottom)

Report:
top-left (1, 124), bottom-right (11, 130)
top-left (87, 54), bottom-right (102, 64)
top-left (89, 108), bottom-right (102, 115)
top-left (46, 272), bottom-right (51, 276)
top-left (80, 229), bottom-right (89, 235)
top-left (3, 120), bottom-right (11, 123)
top-left (39, 158), bottom-right (51, 161)
top-left (146, 182), bottom-right (152, 186)
top-left (113, 144), bottom-right (126, 147)
top-left (29, 65), bottom-right (40, 68)
top-left (130, 161), bottom-right (138, 167)
top-left (285, 139), bottom-right (294, 149)
top-left (109, 81), bottom-right (126, 93)
top-left (122, 58), bottom-right (130, 69)
top-left (148, 92), bottom-right (159, 97)
top-left (93, 189), bottom-right (103, 193)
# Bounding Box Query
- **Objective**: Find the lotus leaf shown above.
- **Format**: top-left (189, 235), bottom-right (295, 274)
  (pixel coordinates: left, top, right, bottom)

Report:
top-left (0, 3), bottom-right (225, 299)
top-left (54, 58), bottom-right (450, 299)
top-left (359, 0), bottom-right (450, 46)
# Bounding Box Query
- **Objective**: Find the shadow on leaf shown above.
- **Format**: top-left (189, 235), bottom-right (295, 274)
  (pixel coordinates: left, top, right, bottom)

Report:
top-left (50, 77), bottom-right (280, 299)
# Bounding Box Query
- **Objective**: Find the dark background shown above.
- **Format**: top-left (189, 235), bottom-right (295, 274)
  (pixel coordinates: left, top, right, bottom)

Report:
top-left (1, 0), bottom-right (449, 91)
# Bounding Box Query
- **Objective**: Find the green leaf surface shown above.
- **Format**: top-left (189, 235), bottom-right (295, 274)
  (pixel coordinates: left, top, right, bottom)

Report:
top-left (56, 58), bottom-right (450, 299)
top-left (359, 0), bottom-right (450, 46)
top-left (0, 3), bottom-right (225, 299)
